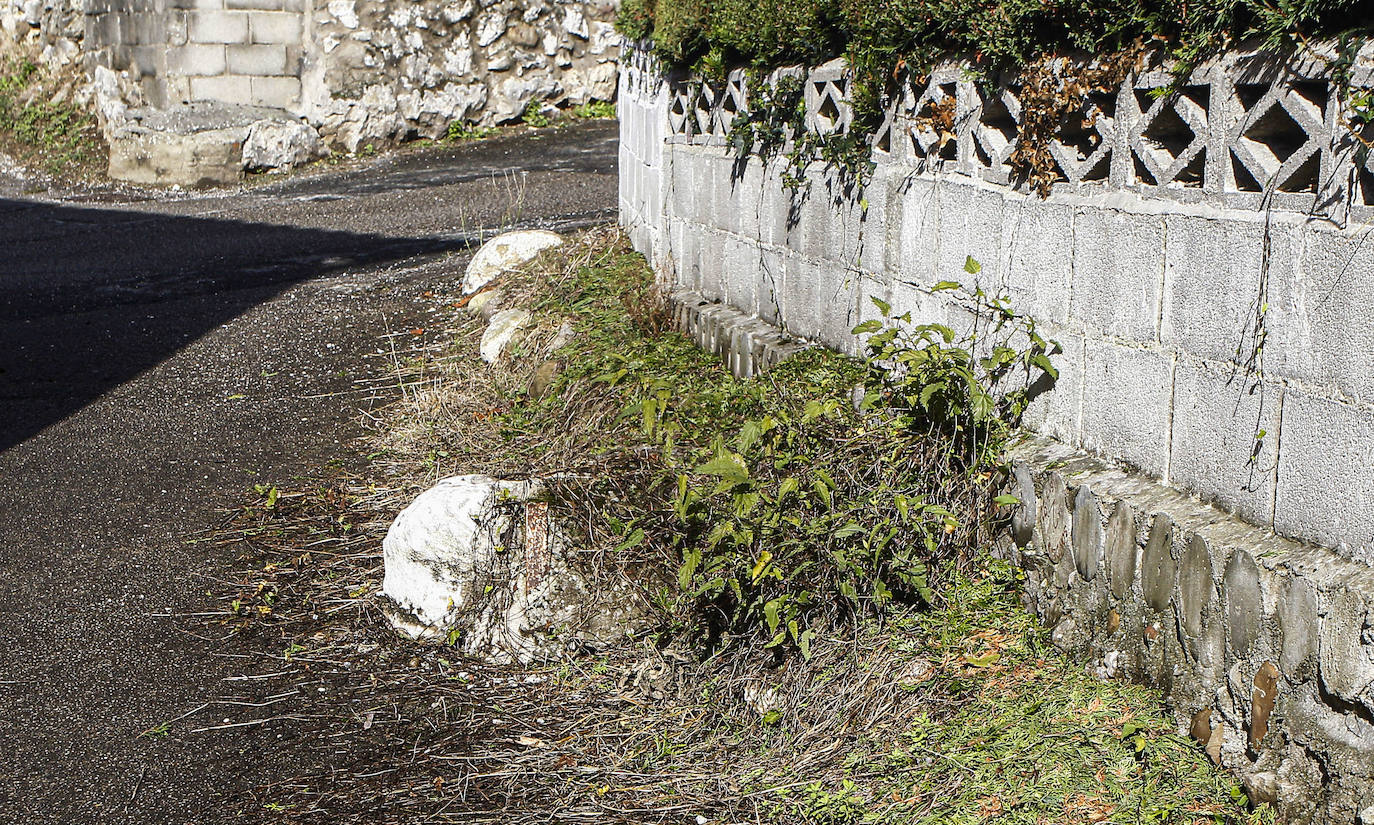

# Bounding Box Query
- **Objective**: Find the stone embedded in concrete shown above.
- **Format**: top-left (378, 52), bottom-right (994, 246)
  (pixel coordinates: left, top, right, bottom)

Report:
top-left (1318, 588), bottom-right (1374, 710)
top-left (1250, 660), bottom-right (1279, 751)
top-left (1071, 485), bottom-right (1104, 580)
top-left (463, 230), bottom-right (564, 295)
top-left (1223, 549), bottom-right (1264, 657)
top-left (241, 117), bottom-right (322, 170)
top-left (1105, 499), bottom-right (1138, 599)
top-left (1037, 472), bottom-right (1070, 564)
top-left (1178, 534), bottom-right (1217, 661)
top-left (480, 308), bottom-right (531, 364)
top-left (1141, 513), bottom-right (1177, 612)
top-left (1009, 463), bottom-right (1037, 548)
top-left (1277, 574), bottom-right (1319, 676)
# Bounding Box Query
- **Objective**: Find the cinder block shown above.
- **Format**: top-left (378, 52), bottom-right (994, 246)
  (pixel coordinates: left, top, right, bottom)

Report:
top-left (1021, 326), bottom-right (1084, 447)
top-left (696, 229), bottom-right (726, 302)
top-left (934, 180), bottom-right (1002, 292)
top-left (1273, 389), bottom-right (1374, 562)
top-left (1078, 339), bottom-right (1173, 478)
top-left (249, 75), bottom-right (299, 108)
top-left (815, 268), bottom-right (861, 355)
top-left (168, 0), bottom-right (223, 10)
top-left (227, 43), bottom-right (287, 75)
top-left (249, 11), bottom-right (302, 44)
top-left (1069, 206), bottom-right (1164, 342)
top-left (893, 176), bottom-right (940, 288)
top-left (132, 14), bottom-right (163, 44)
top-left (226, 0), bottom-right (283, 9)
top-left (189, 73), bottom-right (250, 102)
top-left (756, 247), bottom-right (784, 324)
top-left (721, 233), bottom-right (757, 312)
top-left (1267, 224), bottom-right (1374, 406)
top-left (857, 166), bottom-right (897, 275)
top-left (780, 254), bottom-right (822, 341)
top-left (168, 43), bottom-right (225, 75)
top-left (760, 165), bottom-right (802, 250)
top-left (130, 45), bottom-right (162, 77)
top-left (733, 160), bottom-right (764, 244)
top-left (1160, 214), bottom-right (1299, 365)
top-left (1168, 355), bottom-right (1280, 526)
top-left (189, 10), bottom-right (248, 44)
top-left (1002, 198), bottom-right (1073, 324)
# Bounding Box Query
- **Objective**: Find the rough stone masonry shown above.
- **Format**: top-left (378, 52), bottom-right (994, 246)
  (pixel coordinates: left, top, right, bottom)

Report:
top-left (1, 0), bottom-right (621, 165)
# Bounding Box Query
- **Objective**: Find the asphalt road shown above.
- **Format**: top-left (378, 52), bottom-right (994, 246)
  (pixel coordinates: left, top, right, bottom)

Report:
top-left (0, 120), bottom-right (619, 824)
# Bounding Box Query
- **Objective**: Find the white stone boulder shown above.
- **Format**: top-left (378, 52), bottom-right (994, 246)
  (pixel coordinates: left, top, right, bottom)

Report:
top-left (462, 229), bottom-right (563, 294)
top-left (242, 119), bottom-right (325, 172)
top-left (381, 475), bottom-right (643, 663)
top-left (480, 308), bottom-right (531, 363)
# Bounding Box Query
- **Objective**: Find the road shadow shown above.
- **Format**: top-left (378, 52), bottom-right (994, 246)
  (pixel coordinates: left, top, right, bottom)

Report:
top-left (0, 197), bottom-right (485, 454)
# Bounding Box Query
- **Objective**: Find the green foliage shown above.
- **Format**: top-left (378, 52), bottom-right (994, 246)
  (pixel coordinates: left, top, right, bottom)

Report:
top-left (630, 0), bottom-right (1370, 75)
top-left (522, 99), bottom-right (553, 128)
top-left (0, 57), bottom-right (105, 179)
top-left (622, 0), bottom-right (1373, 192)
top-left (445, 120), bottom-right (496, 141)
top-left (571, 100), bottom-right (617, 119)
top-left (505, 236), bottom-right (1055, 655)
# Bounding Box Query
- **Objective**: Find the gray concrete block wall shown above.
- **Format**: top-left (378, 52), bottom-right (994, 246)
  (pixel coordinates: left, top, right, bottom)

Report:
top-left (618, 45), bottom-right (1374, 821)
top-left (621, 62), bottom-right (1374, 565)
top-left (83, 0), bottom-right (305, 110)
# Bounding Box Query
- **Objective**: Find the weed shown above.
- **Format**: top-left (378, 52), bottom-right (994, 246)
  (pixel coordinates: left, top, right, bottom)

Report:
top-left (571, 100), bottom-right (617, 119)
top-left (446, 120), bottom-right (496, 141)
top-left (0, 56), bottom-right (106, 180)
top-left (521, 99), bottom-right (552, 128)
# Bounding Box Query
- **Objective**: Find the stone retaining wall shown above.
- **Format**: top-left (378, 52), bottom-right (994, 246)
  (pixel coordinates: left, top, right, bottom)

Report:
top-left (2, 0), bottom-right (621, 151)
top-left (622, 42), bottom-right (1374, 823)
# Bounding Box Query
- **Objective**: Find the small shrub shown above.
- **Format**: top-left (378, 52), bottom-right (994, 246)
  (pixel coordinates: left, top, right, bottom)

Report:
top-left (572, 100), bottom-right (617, 119)
top-left (445, 120), bottom-right (496, 141)
top-left (522, 99), bottom-right (552, 128)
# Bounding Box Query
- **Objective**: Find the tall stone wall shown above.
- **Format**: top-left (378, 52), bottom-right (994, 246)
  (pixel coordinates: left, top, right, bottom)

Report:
top-left (3, 0), bottom-right (620, 152)
top-left (303, 0), bottom-right (619, 150)
top-left (619, 43), bottom-right (1374, 823)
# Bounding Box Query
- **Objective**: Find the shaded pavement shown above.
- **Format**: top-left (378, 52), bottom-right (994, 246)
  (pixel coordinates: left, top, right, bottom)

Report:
top-left (0, 121), bottom-right (619, 823)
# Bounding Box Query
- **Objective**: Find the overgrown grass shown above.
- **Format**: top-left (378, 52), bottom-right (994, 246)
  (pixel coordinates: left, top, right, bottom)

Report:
top-left (207, 228), bottom-right (1271, 822)
top-left (0, 56), bottom-right (106, 180)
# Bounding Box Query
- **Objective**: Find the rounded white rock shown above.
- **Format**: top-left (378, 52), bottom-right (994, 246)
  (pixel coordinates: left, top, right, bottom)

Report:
top-left (480, 308), bottom-right (531, 363)
top-left (462, 229), bottom-right (563, 294)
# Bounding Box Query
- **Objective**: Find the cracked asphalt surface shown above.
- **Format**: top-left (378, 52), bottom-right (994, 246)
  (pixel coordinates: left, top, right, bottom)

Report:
top-left (0, 120), bottom-right (619, 823)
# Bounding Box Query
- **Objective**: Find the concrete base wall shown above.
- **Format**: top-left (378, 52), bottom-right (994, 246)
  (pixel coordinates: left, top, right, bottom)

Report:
top-left (621, 43), bottom-right (1374, 823)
